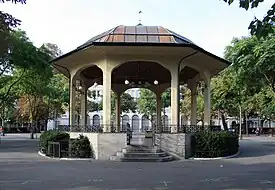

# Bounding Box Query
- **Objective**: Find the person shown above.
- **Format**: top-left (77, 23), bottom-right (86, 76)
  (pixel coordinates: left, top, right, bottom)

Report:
top-left (126, 123), bottom-right (132, 145)
top-left (0, 126), bottom-right (4, 136)
top-left (255, 127), bottom-right (260, 136)
top-left (126, 123), bottom-right (132, 138)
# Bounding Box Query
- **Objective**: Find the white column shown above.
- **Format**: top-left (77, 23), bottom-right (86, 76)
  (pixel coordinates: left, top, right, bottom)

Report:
top-left (69, 77), bottom-right (76, 127)
top-left (102, 68), bottom-right (112, 132)
top-left (203, 79), bottom-right (211, 125)
top-left (190, 83), bottom-right (197, 125)
top-left (170, 69), bottom-right (179, 133)
top-left (156, 92), bottom-right (162, 132)
top-left (115, 93), bottom-right (121, 132)
top-left (80, 85), bottom-right (87, 126)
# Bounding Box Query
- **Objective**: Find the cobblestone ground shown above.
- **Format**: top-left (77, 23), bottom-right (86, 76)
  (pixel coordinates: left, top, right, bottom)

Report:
top-left (1, 134), bottom-right (275, 190)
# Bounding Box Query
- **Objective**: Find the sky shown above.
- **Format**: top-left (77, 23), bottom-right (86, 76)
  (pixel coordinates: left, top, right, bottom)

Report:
top-left (1, 0), bottom-right (273, 58)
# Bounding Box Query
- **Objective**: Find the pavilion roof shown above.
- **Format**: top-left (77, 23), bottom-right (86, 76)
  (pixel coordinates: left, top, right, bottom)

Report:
top-left (77, 25), bottom-right (196, 49)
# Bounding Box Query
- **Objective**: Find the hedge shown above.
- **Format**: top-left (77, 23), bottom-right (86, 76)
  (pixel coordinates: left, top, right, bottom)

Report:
top-left (39, 130), bottom-right (93, 158)
top-left (39, 130), bottom-right (69, 155)
top-left (70, 135), bottom-right (93, 158)
top-left (191, 131), bottom-right (239, 158)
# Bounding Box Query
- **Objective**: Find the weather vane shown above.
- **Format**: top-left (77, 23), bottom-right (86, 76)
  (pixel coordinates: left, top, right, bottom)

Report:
top-left (138, 10), bottom-right (142, 25)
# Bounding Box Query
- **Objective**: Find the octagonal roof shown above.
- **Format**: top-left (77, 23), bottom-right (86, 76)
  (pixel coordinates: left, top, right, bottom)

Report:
top-left (77, 25), bottom-right (196, 49)
top-left (51, 24), bottom-right (231, 78)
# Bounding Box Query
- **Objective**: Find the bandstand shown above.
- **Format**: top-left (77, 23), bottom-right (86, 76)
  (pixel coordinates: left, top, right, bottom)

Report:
top-left (51, 25), bottom-right (230, 160)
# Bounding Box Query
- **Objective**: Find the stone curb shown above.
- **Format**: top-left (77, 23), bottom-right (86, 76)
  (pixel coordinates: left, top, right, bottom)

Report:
top-left (190, 150), bottom-right (240, 161)
top-left (38, 151), bottom-right (93, 161)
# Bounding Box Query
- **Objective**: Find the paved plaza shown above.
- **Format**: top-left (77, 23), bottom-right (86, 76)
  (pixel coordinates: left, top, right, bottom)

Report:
top-left (1, 134), bottom-right (275, 190)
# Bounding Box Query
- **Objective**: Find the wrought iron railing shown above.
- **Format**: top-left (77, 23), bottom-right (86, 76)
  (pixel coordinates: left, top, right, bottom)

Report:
top-left (55, 124), bottom-right (221, 134)
top-left (154, 125), bottom-right (222, 134)
top-left (55, 125), bottom-right (129, 133)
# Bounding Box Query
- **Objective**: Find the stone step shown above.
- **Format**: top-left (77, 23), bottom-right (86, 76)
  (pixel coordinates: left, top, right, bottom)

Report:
top-left (109, 155), bottom-right (121, 161)
top-left (121, 155), bottom-right (173, 162)
top-left (123, 152), bottom-right (167, 158)
top-left (122, 148), bottom-right (161, 153)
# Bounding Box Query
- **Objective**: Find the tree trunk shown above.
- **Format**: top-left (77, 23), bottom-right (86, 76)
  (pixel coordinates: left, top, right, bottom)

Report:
top-left (30, 121), bottom-right (34, 139)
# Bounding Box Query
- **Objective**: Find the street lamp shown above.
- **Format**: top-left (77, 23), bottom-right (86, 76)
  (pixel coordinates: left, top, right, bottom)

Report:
top-left (125, 80), bottom-right (129, 85)
top-left (154, 80), bottom-right (158, 85)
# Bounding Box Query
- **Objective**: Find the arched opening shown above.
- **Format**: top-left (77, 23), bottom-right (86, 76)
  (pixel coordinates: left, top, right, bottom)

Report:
top-left (112, 61), bottom-right (171, 86)
top-left (122, 115), bottom-right (130, 131)
top-left (92, 114), bottom-right (100, 127)
top-left (132, 115), bottom-right (140, 132)
top-left (80, 65), bottom-right (103, 87)
top-left (179, 66), bottom-right (201, 127)
top-left (142, 115), bottom-right (150, 131)
top-left (179, 66), bottom-right (199, 85)
top-left (112, 61), bottom-right (171, 133)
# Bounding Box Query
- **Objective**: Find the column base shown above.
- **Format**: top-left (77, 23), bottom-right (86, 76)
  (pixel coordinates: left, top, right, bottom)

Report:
top-left (155, 133), bottom-right (192, 159)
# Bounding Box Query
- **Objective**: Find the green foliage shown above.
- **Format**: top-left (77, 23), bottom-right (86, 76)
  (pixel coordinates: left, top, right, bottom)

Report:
top-left (0, 30), bottom-right (46, 105)
top-left (113, 92), bottom-right (137, 114)
top-left (211, 68), bottom-right (241, 116)
top-left (137, 88), bottom-right (170, 118)
top-left (39, 130), bottom-right (69, 154)
top-left (180, 85), bottom-right (204, 123)
top-left (95, 91), bottom-right (137, 114)
top-left (212, 33), bottom-right (275, 119)
top-left (223, 0), bottom-right (275, 38)
top-left (192, 131), bottom-right (239, 158)
top-left (70, 135), bottom-right (93, 158)
top-left (0, 0), bottom-right (26, 57)
top-left (137, 89), bottom-right (156, 118)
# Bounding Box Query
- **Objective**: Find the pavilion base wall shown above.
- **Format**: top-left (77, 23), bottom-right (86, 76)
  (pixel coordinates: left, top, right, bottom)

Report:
top-left (69, 132), bottom-right (127, 160)
top-left (155, 133), bottom-right (192, 159)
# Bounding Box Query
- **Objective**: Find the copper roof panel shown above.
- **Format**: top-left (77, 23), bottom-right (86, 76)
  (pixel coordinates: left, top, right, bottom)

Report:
top-left (99, 35), bottom-right (109, 42)
top-left (146, 26), bottom-right (158, 34)
top-left (159, 35), bottom-right (173, 43)
top-left (148, 35), bottom-right (159, 43)
top-left (136, 26), bottom-right (147, 34)
top-left (125, 26), bottom-right (136, 34)
top-left (106, 35), bottom-right (114, 42)
top-left (114, 26), bottom-right (125, 34)
top-left (158, 26), bottom-right (170, 34)
top-left (125, 35), bottom-right (136, 43)
top-left (137, 35), bottom-right (147, 43)
top-left (113, 34), bottom-right (124, 42)
top-left (77, 25), bottom-right (196, 47)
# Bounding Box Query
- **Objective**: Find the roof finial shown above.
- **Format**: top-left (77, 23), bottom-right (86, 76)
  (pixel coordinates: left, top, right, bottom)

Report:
top-left (138, 10), bottom-right (142, 26)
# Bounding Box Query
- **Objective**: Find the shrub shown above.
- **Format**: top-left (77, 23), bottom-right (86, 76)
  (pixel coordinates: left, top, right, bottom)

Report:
top-left (70, 135), bottom-right (93, 158)
top-left (39, 130), bottom-right (69, 154)
top-left (191, 131), bottom-right (239, 158)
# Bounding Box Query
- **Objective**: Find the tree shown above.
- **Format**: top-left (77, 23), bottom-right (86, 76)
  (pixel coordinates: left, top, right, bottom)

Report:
top-left (180, 84), bottom-right (204, 124)
top-left (223, 0), bottom-right (275, 38)
top-left (95, 91), bottom-right (137, 114)
top-left (225, 33), bottom-right (275, 94)
top-left (112, 92), bottom-right (137, 114)
top-left (137, 88), bottom-right (171, 120)
top-left (0, 0), bottom-right (26, 56)
top-left (13, 38), bottom-right (53, 135)
top-left (41, 43), bottom-right (63, 59)
top-left (211, 32), bottom-right (275, 127)
top-left (39, 43), bottom-right (68, 130)
top-left (0, 30), bottom-right (43, 107)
